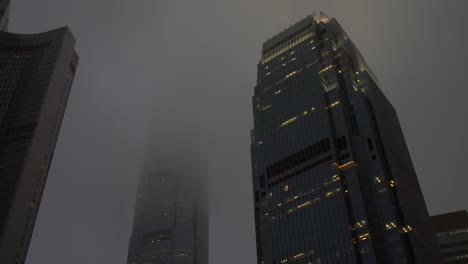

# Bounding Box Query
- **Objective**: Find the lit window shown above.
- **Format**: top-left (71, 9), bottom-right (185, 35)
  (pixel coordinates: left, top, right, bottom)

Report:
top-left (329, 101), bottom-right (340, 108)
top-left (385, 222), bottom-right (397, 230)
top-left (260, 105), bottom-right (271, 111)
top-left (280, 116), bottom-right (298, 127)
top-left (284, 185), bottom-right (289, 192)
top-left (319, 65), bottom-right (334, 73)
top-left (359, 233), bottom-right (370, 241)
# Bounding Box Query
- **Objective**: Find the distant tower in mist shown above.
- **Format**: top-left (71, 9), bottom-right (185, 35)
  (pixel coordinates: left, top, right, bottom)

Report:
top-left (250, 12), bottom-right (440, 263)
top-left (127, 163), bottom-right (209, 263)
top-left (0, 24), bottom-right (79, 263)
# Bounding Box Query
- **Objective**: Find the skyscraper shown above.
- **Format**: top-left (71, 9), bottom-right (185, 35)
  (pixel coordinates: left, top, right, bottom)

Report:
top-left (250, 12), bottom-right (440, 264)
top-left (127, 161), bottom-right (208, 264)
top-left (431, 210), bottom-right (468, 263)
top-left (0, 27), bottom-right (78, 263)
top-left (0, 0), bottom-right (9, 31)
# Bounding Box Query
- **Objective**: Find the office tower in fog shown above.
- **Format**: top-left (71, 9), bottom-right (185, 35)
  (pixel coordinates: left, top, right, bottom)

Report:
top-left (0, 27), bottom-right (78, 263)
top-left (432, 210), bottom-right (468, 263)
top-left (250, 12), bottom-right (440, 263)
top-left (127, 163), bottom-right (208, 264)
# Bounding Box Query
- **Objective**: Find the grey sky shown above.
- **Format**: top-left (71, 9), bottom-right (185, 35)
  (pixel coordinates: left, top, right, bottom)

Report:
top-left (7, 0), bottom-right (468, 263)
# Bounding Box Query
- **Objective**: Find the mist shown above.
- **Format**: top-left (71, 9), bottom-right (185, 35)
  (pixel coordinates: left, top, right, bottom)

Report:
top-left (5, 0), bottom-right (468, 263)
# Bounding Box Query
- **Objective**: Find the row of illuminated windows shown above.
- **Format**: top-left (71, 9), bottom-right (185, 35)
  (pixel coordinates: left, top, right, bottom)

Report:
top-left (261, 185), bottom-right (346, 222)
top-left (257, 45), bottom-right (319, 97)
top-left (437, 228), bottom-right (468, 237)
top-left (261, 27), bottom-right (314, 64)
top-left (277, 105), bottom-right (317, 128)
top-left (258, 43), bottom-right (319, 95)
top-left (263, 53), bottom-right (298, 77)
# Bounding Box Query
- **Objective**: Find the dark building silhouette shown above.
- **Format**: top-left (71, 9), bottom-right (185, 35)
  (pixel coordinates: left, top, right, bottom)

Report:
top-left (0, 0), bottom-right (9, 31)
top-left (0, 27), bottom-right (78, 263)
top-left (127, 162), bottom-right (209, 264)
top-left (250, 12), bottom-right (440, 264)
top-left (432, 210), bottom-right (468, 263)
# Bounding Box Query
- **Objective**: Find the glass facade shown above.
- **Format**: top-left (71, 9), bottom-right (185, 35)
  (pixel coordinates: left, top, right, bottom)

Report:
top-left (0, 27), bottom-right (78, 263)
top-left (432, 211), bottom-right (468, 263)
top-left (250, 12), bottom-right (440, 264)
top-left (127, 168), bottom-right (208, 264)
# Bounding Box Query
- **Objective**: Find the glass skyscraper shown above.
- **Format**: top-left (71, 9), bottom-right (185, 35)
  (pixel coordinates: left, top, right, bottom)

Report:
top-left (250, 12), bottom-right (440, 264)
top-left (0, 27), bottom-right (78, 263)
top-left (127, 164), bottom-right (208, 264)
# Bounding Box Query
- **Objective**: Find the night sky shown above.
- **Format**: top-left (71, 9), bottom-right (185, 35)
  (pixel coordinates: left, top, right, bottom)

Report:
top-left (7, 0), bottom-right (468, 263)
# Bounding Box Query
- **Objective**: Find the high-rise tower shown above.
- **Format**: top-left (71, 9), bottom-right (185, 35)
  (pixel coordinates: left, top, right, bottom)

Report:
top-left (250, 12), bottom-right (440, 264)
top-left (127, 159), bottom-right (208, 264)
top-left (0, 27), bottom-right (78, 263)
top-left (0, 0), bottom-right (9, 31)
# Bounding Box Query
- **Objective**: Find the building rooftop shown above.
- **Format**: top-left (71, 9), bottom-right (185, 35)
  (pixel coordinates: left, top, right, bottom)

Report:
top-left (431, 210), bottom-right (468, 232)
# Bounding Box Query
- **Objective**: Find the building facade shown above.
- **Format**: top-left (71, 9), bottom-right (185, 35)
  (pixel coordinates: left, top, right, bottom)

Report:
top-left (127, 168), bottom-right (208, 264)
top-left (0, 0), bottom-right (9, 31)
top-left (250, 12), bottom-right (440, 264)
top-left (432, 210), bottom-right (468, 263)
top-left (0, 27), bottom-right (78, 263)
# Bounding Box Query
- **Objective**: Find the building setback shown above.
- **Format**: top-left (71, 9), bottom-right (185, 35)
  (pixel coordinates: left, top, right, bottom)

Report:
top-left (432, 210), bottom-right (468, 263)
top-left (250, 12), bottom-right (440, 264)
top-left (127, 167), bottom-right (208, 264)
top-left (0, 27), bottom-right (78, 263)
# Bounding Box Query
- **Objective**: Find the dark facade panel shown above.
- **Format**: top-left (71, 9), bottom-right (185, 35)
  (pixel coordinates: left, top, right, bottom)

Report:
top-left (250, 12), bottom-right (440, 264)
top-left (431, 211), bottom-right (468, 263)
top-left (0, 27), bottom-right (78, 264)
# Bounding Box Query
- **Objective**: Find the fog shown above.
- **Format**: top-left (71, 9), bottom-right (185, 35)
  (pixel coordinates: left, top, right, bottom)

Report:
top-left (6, 0), bottom-right (468, 263)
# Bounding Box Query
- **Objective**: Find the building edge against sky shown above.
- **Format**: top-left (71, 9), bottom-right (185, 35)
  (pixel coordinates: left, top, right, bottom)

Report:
top-left (250, 12), bottom-right (440, 263)
top-left (0, 10), bottom-right (79, 263)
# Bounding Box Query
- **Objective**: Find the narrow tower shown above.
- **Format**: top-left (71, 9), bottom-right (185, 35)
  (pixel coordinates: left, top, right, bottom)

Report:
top-left (250, 12), bottom-right (440, 264)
